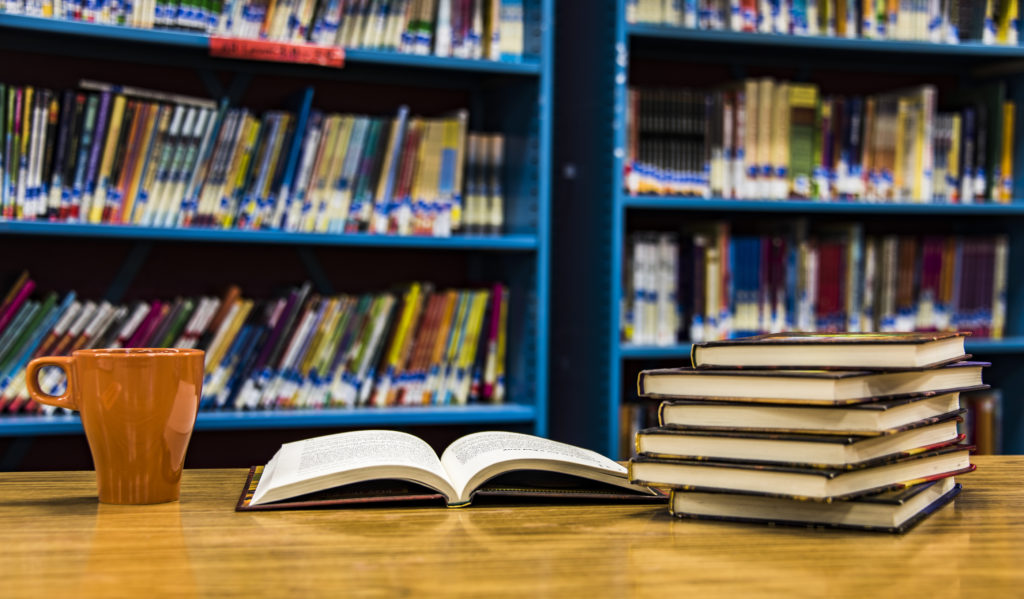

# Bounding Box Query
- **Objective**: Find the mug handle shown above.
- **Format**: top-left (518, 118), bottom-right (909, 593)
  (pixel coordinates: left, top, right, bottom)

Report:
top-left (26, 357), bottom-right (77, 411)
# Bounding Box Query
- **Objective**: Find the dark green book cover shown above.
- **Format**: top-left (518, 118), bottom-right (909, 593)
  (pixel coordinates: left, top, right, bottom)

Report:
top-left (788, 83), bottom-right (818, 198)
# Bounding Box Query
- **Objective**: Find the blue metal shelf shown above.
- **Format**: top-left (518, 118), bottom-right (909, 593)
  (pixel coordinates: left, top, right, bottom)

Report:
top-left (0, 404), bottom-right (537, 437)
top-left (344, 48), bottom-right (540, 74)
top-left (627, 23), bottom-right (1024, 58)
top-left (0, 14), bottom-right (541, 75)
top-left (620, 194), bottom-right (1024, 215)
top-left (620, 343), bottom-right (692, 360)
top-left (619, 339), bottom-right (1024, 360)
top-left (0, 220), bottom-right (538, 251)
top-left (965, 338), bottom-right (1024, 353)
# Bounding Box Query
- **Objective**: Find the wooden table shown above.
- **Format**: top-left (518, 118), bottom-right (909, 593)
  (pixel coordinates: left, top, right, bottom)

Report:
top-left (2, 456), bottom-right (1022, 597)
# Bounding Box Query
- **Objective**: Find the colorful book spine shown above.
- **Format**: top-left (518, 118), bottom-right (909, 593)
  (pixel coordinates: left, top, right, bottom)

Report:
top-left (622, 224), bottom-right (1010, 344)
top-left (627, 81), bottom-right (1009, 205)
top-left (0, 274), bottom-right (503, 414)
top-left (1, 0), bottom-right (524, 59)
top-left (0, 79), bottom-right (496, 238)
top-left (628, 0), bottom-right (1012, 44)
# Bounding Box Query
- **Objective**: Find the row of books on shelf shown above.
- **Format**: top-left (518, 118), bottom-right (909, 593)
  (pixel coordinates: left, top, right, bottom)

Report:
top-left (621, 225), bottom-right (1008, 345)
top-left (628, 0), bottom-right (1019, 45)
top-left (625, 332), bottom-right (981, 532)
top-left (0, 272), bottom-right (509, 414)
top-left (0, 80), bottom-right (507, 236)
top-left (620, 387), bottom-right (1002, 457)
top-left (625, 81), bottom-right (1016, 204)
top-left (962, 387), bottom-right (1002, 453)
top-left (0, 0), bottom-right (528, 60)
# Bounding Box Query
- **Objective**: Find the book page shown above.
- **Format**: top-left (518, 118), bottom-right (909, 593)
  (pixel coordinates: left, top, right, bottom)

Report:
top-left (251, 430), bottom-right (456, 505)
top-left (439, 432), bottom-right (630, 503)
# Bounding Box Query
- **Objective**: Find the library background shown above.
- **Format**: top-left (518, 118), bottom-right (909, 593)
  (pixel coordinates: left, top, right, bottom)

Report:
top-left (0, 0), bottom-right (1020, 471)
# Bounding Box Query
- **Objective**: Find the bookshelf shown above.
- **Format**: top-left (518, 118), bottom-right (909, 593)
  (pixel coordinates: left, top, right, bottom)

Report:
top-left (0, 1), bottom-right (553, 455)
top-left (553, 0), bottom-right (1024, 458)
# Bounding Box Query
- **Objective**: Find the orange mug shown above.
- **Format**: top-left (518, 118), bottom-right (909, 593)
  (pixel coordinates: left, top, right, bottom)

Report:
top-left (26, 348), bottom-right (204, 505)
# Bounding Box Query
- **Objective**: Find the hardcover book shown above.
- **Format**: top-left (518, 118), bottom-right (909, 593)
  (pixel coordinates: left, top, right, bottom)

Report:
top-left (690, 331), bottom-right (969, 370)
top-left (236, 430), bottom-right (665, 511)
top-left (635, 412), bottom-right (964, 469)
top-left (637, 361), bottom-right (987, 405)
top-left (628, 444), bottom-right (974, 501)
top-left (669, 477), bottom-right (962, 533)
top-left (658, 391), bottom-right (964, 435)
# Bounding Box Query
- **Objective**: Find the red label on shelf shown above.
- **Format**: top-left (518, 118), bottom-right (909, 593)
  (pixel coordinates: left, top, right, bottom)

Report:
top-left (209, 37), bottom-right (345, 68)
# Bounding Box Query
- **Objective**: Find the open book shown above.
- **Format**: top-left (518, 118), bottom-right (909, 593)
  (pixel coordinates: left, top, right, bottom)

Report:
top-left (238, 430), bottom-right (663, 510)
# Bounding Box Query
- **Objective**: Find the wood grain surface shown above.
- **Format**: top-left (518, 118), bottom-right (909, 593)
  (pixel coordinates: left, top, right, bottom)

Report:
top-left (1, 456), bottom-right (1021, 598)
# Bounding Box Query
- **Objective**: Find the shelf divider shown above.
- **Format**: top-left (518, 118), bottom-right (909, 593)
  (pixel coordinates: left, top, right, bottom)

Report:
top-left (0, 220), bottom-right (539, 250)
top-left (620, 194), bottom-right (1024, 215)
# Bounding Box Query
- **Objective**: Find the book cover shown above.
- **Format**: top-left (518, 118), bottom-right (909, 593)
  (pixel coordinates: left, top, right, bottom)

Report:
top-left (629, 443), bottom-right (975, 502)
top-left (638, 360), bottom-right (988, 405)
top-left (788, 83), bottom-right (818, 199)
top-left (691, 331), bottom-right (969, 367)
top-left (636, 412), bottom-right (965, 469)
top-left (658, 393), bottom-right (965, 436)
top-left (694, 331), bottom-right (967, 347)
top-left (669, 480), bottom-right (962, 533)
top-left (649, 407), bottom-right (965, 441)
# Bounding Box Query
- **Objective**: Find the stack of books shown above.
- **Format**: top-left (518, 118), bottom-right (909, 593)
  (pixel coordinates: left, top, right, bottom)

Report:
top-left (628, 331), bottom-right (982, 533)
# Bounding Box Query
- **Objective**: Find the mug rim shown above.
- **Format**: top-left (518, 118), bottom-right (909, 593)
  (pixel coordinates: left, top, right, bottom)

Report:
top-left (71, 348), bottom-right (205, 358)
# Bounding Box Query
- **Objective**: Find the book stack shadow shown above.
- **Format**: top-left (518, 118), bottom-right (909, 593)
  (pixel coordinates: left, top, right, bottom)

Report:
top-left (628, 332), bottom-right (983, 533)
